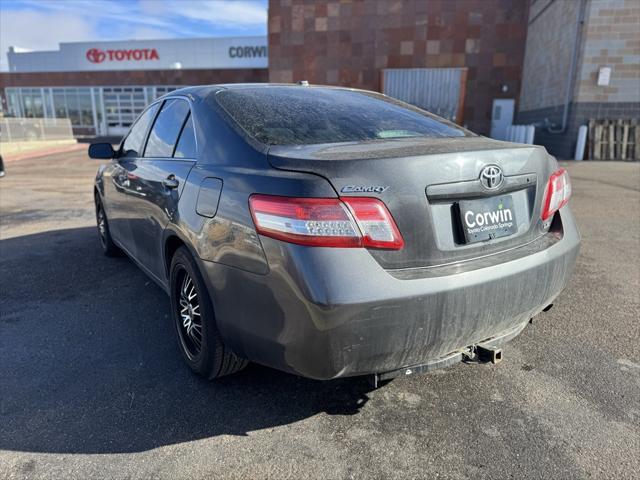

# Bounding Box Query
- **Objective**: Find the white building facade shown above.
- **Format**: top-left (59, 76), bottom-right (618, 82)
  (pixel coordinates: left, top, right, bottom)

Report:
top-left (1, 36), bottom-right (268, 136)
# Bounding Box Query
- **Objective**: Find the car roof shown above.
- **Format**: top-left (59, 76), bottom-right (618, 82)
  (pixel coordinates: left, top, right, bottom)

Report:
top-left (163, 83), bottom-right (373, 102)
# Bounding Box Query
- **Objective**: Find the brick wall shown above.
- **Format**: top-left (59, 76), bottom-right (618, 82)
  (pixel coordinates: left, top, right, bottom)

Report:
top-left (0, 68), bottom-right (268, 89)
top-left (517, 0), bottom-right (640, 159)
top-left (575, 0), bottom-right (640, 103)
top-left (268, 0), bottom-right (528, 135)
top-left (519, 0), bottom-right (582, 111)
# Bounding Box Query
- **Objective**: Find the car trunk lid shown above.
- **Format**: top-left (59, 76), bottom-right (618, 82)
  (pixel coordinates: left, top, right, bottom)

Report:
top-left (267, 136), bottom-right (555, 270)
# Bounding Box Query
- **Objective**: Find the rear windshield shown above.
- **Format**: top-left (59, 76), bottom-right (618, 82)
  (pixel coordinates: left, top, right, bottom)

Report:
top-left (215, 87), bottom-right (471, 146)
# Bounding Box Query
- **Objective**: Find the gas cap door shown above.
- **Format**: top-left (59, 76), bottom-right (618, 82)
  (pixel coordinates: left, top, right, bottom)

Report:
top-left (196, 177), bottom-right (223, 218)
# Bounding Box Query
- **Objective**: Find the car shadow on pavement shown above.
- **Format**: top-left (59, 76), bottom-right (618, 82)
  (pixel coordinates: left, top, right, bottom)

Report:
top-left (0, 227), bottom-right (373, 454)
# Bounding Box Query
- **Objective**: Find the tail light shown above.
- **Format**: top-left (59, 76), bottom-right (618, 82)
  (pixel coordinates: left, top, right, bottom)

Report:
top-left (541, 168), bottom-right (572, 221)
top-left (249, 194), bottom-right (404, 250)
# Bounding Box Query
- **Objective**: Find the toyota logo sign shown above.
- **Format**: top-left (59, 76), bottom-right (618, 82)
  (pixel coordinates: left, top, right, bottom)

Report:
top-left (480, 165), bottom-right (504, 190)
top-left (85, 47), bottom-right (160, 64)
top-left (86, 48), bottom-right (106, 64)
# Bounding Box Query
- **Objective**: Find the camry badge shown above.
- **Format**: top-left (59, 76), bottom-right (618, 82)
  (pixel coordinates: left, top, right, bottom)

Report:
top-left (341, 185), bottom-right (390, 194)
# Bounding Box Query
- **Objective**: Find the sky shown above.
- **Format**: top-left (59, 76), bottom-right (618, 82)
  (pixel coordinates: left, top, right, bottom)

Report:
top-left (0, 0), bottom-right (268, 71)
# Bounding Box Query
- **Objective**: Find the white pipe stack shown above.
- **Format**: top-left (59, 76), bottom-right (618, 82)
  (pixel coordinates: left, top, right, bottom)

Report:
top-left (574, 125), bottom-right (587, 161)
top-left (505, 125), bottom-right (535, 145)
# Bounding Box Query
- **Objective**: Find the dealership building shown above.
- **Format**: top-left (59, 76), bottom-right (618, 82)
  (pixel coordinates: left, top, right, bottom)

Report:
top-left (1, 0), bottom-right (638, 157)
top-left (0, 36), bottom-right (268, 136)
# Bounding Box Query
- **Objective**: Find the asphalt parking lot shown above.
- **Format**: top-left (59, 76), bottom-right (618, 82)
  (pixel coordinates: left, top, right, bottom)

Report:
top-left (1, 150), bottom-right (639, 479)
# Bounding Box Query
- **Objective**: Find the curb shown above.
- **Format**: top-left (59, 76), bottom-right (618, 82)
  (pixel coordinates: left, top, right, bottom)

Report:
top-left (2, 143), bottom-right (87, 162)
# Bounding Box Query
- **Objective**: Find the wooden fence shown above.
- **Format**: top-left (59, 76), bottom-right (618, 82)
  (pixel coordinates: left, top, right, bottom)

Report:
top-left (588, 119), bottom-right (639, 161)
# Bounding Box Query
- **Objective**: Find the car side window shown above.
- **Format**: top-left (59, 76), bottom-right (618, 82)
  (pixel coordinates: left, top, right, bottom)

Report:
top-left (120, 103), bottom-right (160, 158)
top-left (173, 114), bottom-right (197, 159)
top-left (144, 99), bottom-right (190, 158)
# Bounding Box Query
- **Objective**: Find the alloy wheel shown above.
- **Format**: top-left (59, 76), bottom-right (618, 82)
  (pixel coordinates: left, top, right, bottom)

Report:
top-left (177, 269), bottom-right (203, 359)
top-left (97, 205), bottom-right (107, 247)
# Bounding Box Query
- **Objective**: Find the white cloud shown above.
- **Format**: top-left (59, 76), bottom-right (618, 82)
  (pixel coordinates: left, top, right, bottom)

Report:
top-left (0, 0), bottom-right (267, 71)
top-left (13, 0), bottom-right (193, 34)
top-left (170, 0), bottom-right (267, 27)
top-left (128, 27), bottom-right (173, 41)
top-left (0, 9), bottom-right (97, 71)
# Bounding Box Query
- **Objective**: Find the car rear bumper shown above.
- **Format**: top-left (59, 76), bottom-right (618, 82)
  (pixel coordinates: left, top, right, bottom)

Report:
top-left (200, 207), bottom-right (580, 380)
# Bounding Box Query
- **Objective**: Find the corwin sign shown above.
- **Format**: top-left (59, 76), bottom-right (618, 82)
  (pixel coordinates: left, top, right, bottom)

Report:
top-left (228, 45), bottom-right (267, 58)
top-left (86, 48), bottom-right (160, 64)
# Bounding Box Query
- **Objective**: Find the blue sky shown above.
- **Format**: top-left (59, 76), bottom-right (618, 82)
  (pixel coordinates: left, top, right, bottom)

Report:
top-left (0, 0), bottom-right (268, 70)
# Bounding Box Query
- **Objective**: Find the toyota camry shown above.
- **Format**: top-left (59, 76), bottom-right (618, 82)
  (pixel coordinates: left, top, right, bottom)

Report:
top-left (89, 84), bottom-right (580, 384)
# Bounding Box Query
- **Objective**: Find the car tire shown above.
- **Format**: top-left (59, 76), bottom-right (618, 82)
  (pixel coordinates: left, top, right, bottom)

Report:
top-left (170, 246), bottom-right (248, 379)
top-left (95, 196), bottom-right (121, 257)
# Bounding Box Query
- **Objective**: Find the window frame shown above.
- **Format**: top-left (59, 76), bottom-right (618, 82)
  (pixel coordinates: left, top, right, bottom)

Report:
top-left (117, 101), bottom-right (161, 159)
top-left (171, 112), bottom-right (197, 160)
top-left (141, 96), bottom-right (197, 161)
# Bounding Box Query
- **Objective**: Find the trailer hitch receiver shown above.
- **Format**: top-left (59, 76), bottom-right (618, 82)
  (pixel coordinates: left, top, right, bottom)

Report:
top-left (475, 344), bottom-right (503, 364)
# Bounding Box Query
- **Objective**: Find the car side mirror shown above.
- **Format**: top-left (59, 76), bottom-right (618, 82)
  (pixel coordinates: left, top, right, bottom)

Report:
top-left (88, 143), bottom-right (115, 159)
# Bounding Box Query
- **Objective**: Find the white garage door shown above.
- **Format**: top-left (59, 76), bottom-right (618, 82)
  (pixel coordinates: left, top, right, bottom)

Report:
top-left (382, 68), bottom-right (467, 124)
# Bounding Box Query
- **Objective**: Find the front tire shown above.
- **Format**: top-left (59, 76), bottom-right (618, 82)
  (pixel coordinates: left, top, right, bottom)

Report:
top-left (170, 246), bottom-right (248, 379)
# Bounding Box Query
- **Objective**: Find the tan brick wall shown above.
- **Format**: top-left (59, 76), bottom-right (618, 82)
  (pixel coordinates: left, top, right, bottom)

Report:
top-left (520, 0), bottom-right (640, 112)
top-left (575, 0), bottom-right (640, 103)
top-left (519, 0), bottom-right (582, 111)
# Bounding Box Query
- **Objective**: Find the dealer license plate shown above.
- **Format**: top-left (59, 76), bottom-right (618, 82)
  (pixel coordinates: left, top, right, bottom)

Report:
top-left (458, 195), bottom-right (517, 244)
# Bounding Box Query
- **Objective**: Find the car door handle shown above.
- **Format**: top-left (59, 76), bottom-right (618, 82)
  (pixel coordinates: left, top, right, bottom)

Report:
top-left (163, 175), bottom-right (179, 189)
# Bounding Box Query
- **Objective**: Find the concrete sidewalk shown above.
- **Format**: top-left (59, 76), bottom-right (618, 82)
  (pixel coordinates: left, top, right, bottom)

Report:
top-left (1, 141), bottom-right (86, 162)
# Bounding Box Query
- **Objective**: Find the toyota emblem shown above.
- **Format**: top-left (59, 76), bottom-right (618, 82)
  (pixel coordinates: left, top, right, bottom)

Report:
top-left (480, 165), bottom-right (504, 190)
top-left (86, 48), bottom-right (106, 64)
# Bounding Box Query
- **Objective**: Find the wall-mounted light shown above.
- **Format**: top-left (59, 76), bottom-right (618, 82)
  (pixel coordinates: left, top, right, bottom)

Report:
top-left (597, 66), bottom-right (611, 86)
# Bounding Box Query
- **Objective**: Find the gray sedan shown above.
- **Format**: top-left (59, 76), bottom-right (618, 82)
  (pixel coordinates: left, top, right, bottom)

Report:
top-left (89, 84), bottom-right (580, 384)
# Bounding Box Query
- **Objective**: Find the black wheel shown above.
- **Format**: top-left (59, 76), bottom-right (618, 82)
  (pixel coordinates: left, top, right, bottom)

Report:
top-left (170, 246), bottom-right (248, 379)
top-left (95, 196), bottom-right (121, 257)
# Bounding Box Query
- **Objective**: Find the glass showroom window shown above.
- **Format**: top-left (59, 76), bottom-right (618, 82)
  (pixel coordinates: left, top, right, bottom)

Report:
top-left (5, 89), bottom-right (22, 117)
top-left (52, 89), bottom-right (68, 119)
top-left (78, 90), bottom-right (93, 127)
top-left (4, 85), bottom-right (184, 134)
top-left (65, 88), bottom-right (81, 126)
top-left (16, 88), bottom-right (45, 118)
top-left (154, 86), bottom-right (179, 99)
top-left (49, 88), bottom-right (94, 127)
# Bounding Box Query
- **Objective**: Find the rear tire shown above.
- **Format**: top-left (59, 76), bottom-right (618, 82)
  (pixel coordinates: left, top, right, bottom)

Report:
top-left (95, 196), bottom-right (121, 257)
top-left (169, 246), bottom-right (248, 379)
